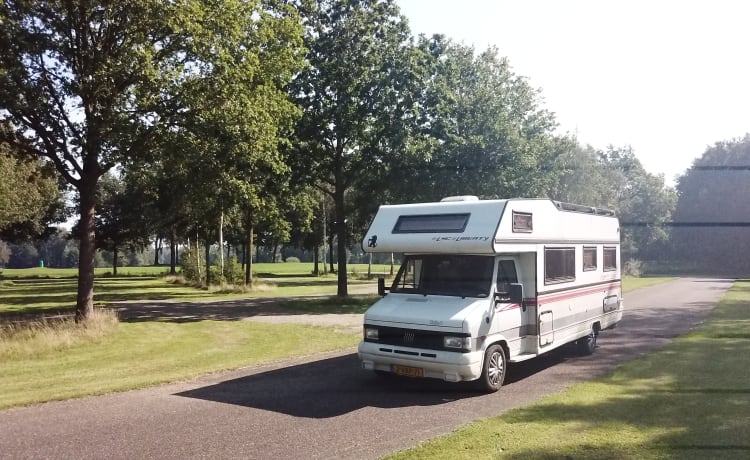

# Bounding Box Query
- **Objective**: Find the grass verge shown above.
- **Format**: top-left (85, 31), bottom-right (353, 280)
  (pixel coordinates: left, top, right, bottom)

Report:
top-left (386, 280), bottom-right (750, 459)
top-left (0, 316), bottom-right (359, 410)
top-left (622, 275), bottom-right (676, 292)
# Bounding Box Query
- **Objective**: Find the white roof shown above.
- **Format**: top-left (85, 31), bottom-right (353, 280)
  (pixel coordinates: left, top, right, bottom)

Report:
top-left (362, 198), bottom-right (619, 254)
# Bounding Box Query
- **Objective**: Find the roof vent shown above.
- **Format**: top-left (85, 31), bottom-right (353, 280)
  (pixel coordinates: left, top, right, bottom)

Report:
top-left (440, 195), bottom-right (479, 202)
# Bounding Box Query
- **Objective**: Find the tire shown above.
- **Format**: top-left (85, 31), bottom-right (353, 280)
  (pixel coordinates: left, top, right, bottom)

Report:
top-left (477, 344), bottom-right (507, 392)
top-left (576, 330), bottom-right (597, 356)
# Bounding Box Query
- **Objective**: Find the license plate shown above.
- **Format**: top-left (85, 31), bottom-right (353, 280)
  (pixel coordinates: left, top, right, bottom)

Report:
top-left (392, 365), bottom-right (424, 378)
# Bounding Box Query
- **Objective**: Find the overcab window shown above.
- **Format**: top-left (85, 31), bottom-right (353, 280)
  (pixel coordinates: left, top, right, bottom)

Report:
top-left (392, 213), bottom-right (470, 233)
top-left (545, 247), bottom-right (575, 284)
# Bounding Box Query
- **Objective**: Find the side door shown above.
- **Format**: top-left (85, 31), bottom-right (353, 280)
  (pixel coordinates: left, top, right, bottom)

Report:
top-left (491, 258), bottom-right (525, 354)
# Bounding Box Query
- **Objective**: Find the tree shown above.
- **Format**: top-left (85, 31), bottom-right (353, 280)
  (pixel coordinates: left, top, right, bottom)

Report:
top-left (0, 239), bottom-right (10, 269)
top-left (92, 173), bottom-right (150, 276)
top-left (671, 135), bottom-right (750, 274)
top-left (0, 1), bottom-right (305, 319)
top-left (292, 0), bottom-right (415, 296)
top-left (405, 37), bottom-right (561, 201)
top-left (0, 138), bottom-right (61, 233)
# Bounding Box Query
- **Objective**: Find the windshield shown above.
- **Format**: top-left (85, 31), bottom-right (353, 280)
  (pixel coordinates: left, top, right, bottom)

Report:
top-left (391, 255), bottom-right (494, 297)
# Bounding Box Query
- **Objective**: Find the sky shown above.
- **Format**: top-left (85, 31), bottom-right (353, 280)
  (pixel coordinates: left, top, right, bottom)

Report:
top-left (397, 0), bottom-right (750, 185)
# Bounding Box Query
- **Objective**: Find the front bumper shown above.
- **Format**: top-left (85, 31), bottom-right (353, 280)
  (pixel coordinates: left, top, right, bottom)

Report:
top-left (358, 340), bottom-right (484, 382)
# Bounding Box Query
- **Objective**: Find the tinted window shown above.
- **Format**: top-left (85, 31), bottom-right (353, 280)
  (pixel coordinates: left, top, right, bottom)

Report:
top-left (393, 214), bottom-right (470, 233)
top-left (583, 246), bottom-right (597, 271)
top-left (545, 247), bottom-right (575, 283)
top-left (603, 247), bottom-right (617, 271)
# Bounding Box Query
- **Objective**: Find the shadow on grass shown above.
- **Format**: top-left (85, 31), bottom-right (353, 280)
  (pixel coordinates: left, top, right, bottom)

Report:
top-left (115, 295), bottom-right (377, 323)
top-left (498, 337), bottom-right (750, 458)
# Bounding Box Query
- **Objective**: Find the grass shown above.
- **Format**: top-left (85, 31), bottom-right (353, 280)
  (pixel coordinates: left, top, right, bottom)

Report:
top-left (0, 263), bottom-right (394, 279)
top-left (0, 315), bottom-right (360, 410)
top-left (622, 275), bottom-right (676, 292)
top-left (386, 280), bottom-right (750, 459)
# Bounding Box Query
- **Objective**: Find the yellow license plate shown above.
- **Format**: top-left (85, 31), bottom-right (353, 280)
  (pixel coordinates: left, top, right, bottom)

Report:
top-left (392, 365), bottom-right (424, 378)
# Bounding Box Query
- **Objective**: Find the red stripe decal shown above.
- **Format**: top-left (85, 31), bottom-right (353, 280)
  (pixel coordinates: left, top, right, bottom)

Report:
top-left (538, 282), bottom-right (621, 305)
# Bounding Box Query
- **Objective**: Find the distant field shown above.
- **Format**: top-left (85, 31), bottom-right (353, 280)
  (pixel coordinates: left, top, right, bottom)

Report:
top-left (0, 263), bottom-right (395, 279)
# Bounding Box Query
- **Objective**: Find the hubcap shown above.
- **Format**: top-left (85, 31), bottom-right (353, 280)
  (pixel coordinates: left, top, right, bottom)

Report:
top-left (488, 351), bottom-right (504, 386)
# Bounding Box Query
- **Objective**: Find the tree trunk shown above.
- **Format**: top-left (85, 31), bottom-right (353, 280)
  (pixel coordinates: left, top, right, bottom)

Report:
top-left (367, 252), bottom-right (372, 279)
top-left (205, 237), bottom-right (211, 286)
top-left (112, 246), bottom-right (119, 277)
top-left (245, 224), bottom-right (254, 286)
top-left (313, 244), bottom-right (319, 276)
top-left (154, 237), bottom-right (161, 266)
top-left (75, 172), bottom-right (97, 322)
top-left (334, 187), bottom-right (348, 297)
top-left (218, 211), bottom-right (224, 274)
top-left (328, 231), bottom-right (335, 274)
top-left (390, 252), bottom-right (394, 276)
top-left (241, 243), bottom-right (245, 270)
top-left (169, 229), bottom-right (177, 275)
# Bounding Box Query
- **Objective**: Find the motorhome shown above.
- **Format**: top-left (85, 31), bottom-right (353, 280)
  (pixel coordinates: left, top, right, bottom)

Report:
top-left (358, 196), bottom-right (623, 391)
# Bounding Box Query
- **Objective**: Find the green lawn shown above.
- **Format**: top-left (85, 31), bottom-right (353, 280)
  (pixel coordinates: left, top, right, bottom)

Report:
top-left (0, 320), bottom-right (360, 410)
top-left (622, 275), bottom-right (676, 292)
top-left (0, 262), bottom-right (394, 279)
top-left (387, 280), bottom-right (750, 459)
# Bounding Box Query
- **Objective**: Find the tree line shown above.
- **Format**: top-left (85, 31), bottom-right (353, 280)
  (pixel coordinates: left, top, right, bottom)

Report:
top-left (0, 0), bottom-right (742, 321)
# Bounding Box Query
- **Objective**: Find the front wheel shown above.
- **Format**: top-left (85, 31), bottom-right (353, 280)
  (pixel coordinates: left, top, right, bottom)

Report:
top-left (477, 344), bottom-right (507, 392)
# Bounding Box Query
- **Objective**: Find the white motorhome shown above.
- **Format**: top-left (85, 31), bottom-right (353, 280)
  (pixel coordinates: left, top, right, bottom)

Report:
top-left (358, 196), bottom-right (623, 391)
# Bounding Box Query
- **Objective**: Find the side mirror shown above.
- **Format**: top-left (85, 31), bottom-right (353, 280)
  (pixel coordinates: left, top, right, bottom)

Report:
top-left (377, 277), bottom-right (390, 297)
top-left (509, 283), bottom-right (523, 306)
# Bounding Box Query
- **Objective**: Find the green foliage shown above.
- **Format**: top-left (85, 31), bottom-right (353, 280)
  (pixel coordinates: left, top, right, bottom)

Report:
top-left (550, 145), bottom-right (677, 262)
top-left (180, 246), bottom-right (206, 285)
top-left (291, 0), bottom-right (414, 295)
top-left (671, 135), bottom-right (750, 274)
top-left (209, 256), bottom-right (245, 285)
top-left (0, 145), bottom-right (61, 233)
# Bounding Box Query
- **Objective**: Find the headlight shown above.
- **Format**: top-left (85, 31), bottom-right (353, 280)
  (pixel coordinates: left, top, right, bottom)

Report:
top-left (444, 336), bottom-right (471, 349)
top-left (364, 327), bottom-right (379, 340)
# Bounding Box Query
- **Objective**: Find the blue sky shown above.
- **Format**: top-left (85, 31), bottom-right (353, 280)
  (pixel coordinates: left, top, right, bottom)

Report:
top-left (397, 0), bottom-right (750, 185)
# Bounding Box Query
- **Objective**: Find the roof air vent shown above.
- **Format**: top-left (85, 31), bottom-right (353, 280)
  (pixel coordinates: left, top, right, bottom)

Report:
top-left (440, 195), bottom-right (479, 202)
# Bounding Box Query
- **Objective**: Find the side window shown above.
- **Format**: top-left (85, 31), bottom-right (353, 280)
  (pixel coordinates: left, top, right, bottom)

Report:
top-left (583, 246), bottom-right (597, 271)
top-left (545, 247), bottom-right (575, 284)
top-left (395, 258), bottom-right (422, 290)
top-left (603, 247), bottom-right (617, 271)
top-left (495, 259), bottom-right (518, 294)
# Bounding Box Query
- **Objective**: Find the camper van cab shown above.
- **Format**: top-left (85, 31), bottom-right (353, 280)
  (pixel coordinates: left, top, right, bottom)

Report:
top-left (358, 197), bottom-right (623, 391)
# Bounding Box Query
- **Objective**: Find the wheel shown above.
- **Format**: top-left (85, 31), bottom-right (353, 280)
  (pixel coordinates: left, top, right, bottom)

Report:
top-left (477, 344), bottom-right (507, 392)
top-left (576, 330), bottom-right (597, 356)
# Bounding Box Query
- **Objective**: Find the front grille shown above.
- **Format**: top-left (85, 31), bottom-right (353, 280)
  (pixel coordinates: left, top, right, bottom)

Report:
top-left (365, 325), bottom-right (468, 352)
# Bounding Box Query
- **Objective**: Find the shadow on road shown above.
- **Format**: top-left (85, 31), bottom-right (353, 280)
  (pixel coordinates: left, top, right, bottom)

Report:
top-left (175, 349), bottom-right (578, 418)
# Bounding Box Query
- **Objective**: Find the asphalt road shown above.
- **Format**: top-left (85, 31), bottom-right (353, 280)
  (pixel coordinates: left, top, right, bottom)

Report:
top-left (0, 278), bottom-right (733, 459)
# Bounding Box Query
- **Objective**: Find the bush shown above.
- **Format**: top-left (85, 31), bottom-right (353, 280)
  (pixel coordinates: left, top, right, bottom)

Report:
top-left (285, 256), bottom-right (300, 263)
top-left (623, 259), bottom-right (642, 277)
top-left (209, 256), bottom-right (245, 285)
top-left (181, 246), bottom-right (206, 284)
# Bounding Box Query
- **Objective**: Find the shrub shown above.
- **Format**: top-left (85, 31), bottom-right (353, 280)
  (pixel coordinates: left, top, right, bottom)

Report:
top-left (285, 256), bottom-right (300, 263)
top-left (181, 246), bottom-right (206, 284)
top-left (623, 259), bottom-right (642, 277)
